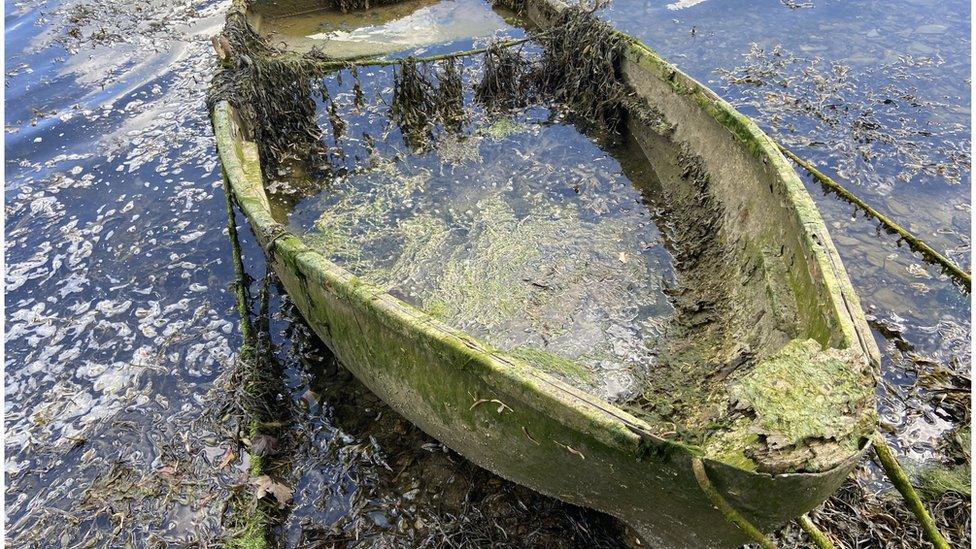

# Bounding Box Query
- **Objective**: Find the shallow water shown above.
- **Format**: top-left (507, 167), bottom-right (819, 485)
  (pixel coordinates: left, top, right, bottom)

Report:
top-left (256, 0), bottom-right (511, 54)
top-left (287, 107), bottom-right (675, 403)
top-left (5, 0), bottom-right (970, 546)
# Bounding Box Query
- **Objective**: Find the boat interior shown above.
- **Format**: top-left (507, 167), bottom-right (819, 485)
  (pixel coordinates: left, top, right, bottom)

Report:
top-left (233, 0), bottom-right (876, 474)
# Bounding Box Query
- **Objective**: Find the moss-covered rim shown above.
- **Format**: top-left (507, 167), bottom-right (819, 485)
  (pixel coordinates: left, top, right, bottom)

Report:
top-left (610, 34), bottom-right (879, 369)
top-left (212, 0), bottom-right (877, 477)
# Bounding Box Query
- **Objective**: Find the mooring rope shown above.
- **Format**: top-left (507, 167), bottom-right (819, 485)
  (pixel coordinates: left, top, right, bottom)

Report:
top-left (778, 144), bottom-right (971, 291)
top-left (223, 183), bottom-right (272, 549)
top-left (691, 458), bottom-right (779, 548)
top-left (260, 36), bottom-right (536, 73)
top-left (341, 37), bottom-right (534, 68)
top-left (797, 514), bottom-right (836, 549)
top-left (870, 432), bottom-right (952, 549)
top-left (225, 178), bottom-right (256, 353)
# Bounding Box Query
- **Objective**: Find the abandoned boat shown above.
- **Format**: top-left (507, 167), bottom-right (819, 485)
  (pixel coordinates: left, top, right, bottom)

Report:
top-left (211, 0), bottom-right (879, 545)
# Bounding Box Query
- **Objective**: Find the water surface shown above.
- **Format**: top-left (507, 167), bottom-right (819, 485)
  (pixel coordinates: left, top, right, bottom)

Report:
top-left (5, 0), bottom-right (970, 546)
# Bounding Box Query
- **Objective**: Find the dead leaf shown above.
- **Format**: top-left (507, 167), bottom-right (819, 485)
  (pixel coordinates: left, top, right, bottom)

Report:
top-left (218, 449), bottom-right (237, 469)
top-left (618, 251), bottom-right (628, 263)
top-left (250, 434), bottom-right (278, 457)
top-left (251, 475), bottom-right (293, 508)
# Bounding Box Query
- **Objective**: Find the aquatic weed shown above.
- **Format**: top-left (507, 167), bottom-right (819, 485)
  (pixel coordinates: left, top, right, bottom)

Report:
top-left (437, 57), bottom-right (466, 131)
top-left (533, 5), bottom-right (628, 133)
top-left (390, 57), bottom-right (439, 150)
top-left (475, 41), bottom-right (530, 112)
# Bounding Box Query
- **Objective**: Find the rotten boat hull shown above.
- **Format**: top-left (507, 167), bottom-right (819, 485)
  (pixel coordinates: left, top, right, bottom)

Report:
top-left (213, 0), bottom-right (879, 545)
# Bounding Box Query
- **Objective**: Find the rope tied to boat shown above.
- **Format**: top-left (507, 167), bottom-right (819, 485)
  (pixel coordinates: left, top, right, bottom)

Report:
top-left (222, 179), bottom-right (296, 546)
top-left (797, 514), bottom-right (837, 549)
top-left (258, 223), bottom-right (291, 258)
top-left (870, 432), bottom-right (952, 549)
top-left (778, 433), bottom-right (953, 549)
top-left (691, 457), bottom-right (779, 548)
top-left (778, 144), bottom-right (971, 292)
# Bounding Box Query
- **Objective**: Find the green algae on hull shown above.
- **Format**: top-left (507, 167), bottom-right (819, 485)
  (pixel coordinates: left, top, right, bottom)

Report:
top-left (705, 339), bottom-right (876, 474)
top-left (508, 346), bottom-right (594, 383)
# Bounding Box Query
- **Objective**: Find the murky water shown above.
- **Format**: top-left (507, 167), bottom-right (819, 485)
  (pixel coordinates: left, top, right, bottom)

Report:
top-left (5, 0), bottom-right (969, 547)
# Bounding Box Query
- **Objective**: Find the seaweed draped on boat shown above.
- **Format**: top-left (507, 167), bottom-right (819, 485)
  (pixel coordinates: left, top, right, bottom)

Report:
top-left (206, 8), bottom-right (346, 166)
top-left (207, 3), bottom-right (651, 162)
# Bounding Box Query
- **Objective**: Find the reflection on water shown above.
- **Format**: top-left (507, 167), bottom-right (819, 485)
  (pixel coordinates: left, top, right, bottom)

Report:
top-left (254, 0), bottom-right (513, 56)
top-left (4, 0), bottom-right (970, 545)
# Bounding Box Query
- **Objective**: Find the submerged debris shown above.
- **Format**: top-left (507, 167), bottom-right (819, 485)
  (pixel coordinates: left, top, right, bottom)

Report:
top-left (349, 63), bottom-right (367, 111)
top-left (328, 0), bottom-right (404, 12)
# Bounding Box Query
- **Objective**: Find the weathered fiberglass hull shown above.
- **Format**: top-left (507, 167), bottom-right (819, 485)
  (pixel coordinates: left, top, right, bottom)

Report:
top-left (212, 0), bottom-right (880, 546)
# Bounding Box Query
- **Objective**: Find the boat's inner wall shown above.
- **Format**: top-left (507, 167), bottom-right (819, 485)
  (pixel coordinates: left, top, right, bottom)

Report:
top-left (524, 1), bottom-right (848, 363)
top-left (515, 0), bottom-right (875, 472)
top-left (627, 62), bottom-right (838, 349)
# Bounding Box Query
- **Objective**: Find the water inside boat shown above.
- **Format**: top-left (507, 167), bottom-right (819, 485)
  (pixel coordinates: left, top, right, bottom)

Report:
top-left (284, 108), bottom-right (678, 403)
top-left (250, 0), bottom-right (515, 57)
top-left (259, 0), bottom-right (825, 450)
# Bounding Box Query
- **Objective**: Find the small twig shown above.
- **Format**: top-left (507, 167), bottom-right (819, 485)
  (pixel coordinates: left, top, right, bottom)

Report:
top-left (554, 441), bottom-right (585, 459)
top-left (521, 426), bottom-right (541, 445)
top-left (469, 397), bottom-right (512, 413)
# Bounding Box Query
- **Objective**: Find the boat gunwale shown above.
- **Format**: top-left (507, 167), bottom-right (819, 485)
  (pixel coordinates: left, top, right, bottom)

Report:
top-left (613, 34), bottom-right (880, 369)
top-left (213, 0), bottom-right (876, 480)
